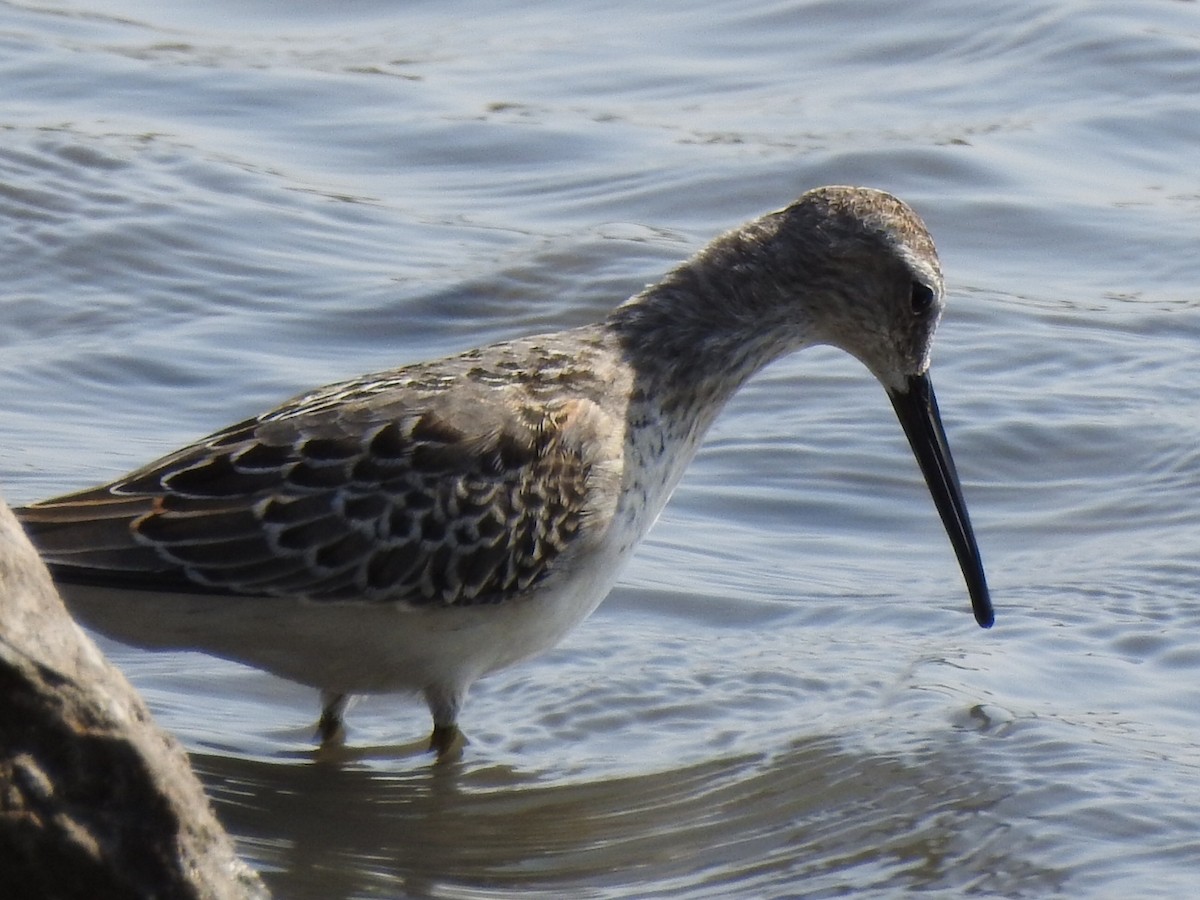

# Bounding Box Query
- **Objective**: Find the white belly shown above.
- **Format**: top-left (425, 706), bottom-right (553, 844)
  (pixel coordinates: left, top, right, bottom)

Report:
top-left (56, 541), bottom-right (625, 698)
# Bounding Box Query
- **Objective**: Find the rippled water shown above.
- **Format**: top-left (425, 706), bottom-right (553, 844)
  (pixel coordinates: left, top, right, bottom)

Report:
top-left (3, 0), bottom-right (1200, 897)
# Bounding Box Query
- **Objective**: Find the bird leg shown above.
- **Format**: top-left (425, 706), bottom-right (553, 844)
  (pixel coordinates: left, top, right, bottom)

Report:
top-left (425, 684), bottom-right (467, 762)
top-left (316, 690), bottom-right (348, 747)
top-left (428, 723), bottom-right (467, 762)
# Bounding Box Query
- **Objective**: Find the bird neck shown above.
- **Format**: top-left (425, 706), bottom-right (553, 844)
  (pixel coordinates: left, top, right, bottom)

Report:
top-left (603, 224), bottom-right (815, 424)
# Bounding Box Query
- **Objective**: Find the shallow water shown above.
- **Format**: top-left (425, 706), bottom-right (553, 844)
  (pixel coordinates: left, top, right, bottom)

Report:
top-left (3, 0), bottom-right (1200, 897)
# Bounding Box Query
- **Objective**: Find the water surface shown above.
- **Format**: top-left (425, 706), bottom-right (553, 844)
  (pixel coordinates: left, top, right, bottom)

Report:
top-left (3, 1), bottom-right (1200, 896)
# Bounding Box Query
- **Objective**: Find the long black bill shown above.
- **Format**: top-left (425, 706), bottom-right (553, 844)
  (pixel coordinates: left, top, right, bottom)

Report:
top-left (888, 372), bottom-right (993, 628)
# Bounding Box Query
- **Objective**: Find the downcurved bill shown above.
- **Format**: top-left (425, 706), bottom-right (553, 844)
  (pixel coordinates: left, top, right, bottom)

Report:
top-left (888, 372), bottom-right (993, 628)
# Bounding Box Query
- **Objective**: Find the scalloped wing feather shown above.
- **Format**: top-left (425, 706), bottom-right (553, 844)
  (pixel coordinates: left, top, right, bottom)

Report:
top-left (19, 384), bottom-right (623, 609)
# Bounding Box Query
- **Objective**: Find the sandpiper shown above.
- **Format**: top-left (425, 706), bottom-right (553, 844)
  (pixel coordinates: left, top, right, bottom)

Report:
top-left (18, 186), bottom-right (992, 760)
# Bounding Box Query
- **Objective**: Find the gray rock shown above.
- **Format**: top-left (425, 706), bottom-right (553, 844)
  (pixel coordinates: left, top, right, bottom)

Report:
top-left (0, 495), bottom-right (267, 899)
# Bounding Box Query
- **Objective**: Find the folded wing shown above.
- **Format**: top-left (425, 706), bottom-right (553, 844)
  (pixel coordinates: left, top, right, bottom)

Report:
top-left (19, 381), bottom-right (617, 608)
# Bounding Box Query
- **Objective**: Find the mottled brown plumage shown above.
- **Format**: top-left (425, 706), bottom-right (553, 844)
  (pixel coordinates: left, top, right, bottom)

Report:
top-left (22, 349), bottom-right (614, 608)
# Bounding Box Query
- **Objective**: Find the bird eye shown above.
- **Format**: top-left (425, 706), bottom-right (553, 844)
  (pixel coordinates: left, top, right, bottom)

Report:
top-left (910, 282), bottom-right (936, 316)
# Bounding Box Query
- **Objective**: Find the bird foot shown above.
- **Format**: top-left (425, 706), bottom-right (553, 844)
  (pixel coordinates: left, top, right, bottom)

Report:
top-left (429, 724), bottom-right (467, 763)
